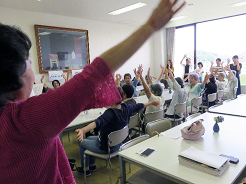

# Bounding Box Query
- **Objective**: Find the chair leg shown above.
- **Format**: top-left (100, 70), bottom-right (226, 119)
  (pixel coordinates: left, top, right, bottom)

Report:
top-left (83, 154), bottom-right (87, 183)
top-left (67, 132), bottom-right (70, 143)
top-left (128, 163), bottom-right (132, 174)
top-left (108, 158), bottom-right (112, 184)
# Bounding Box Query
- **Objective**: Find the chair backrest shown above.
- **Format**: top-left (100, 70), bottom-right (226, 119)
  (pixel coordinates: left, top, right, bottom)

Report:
top-left (108, 126), bottom-right (129, 147)
top-left (217, 90), bottom-right (224, 101)
top-left (119, 135), bottom-right (150, 151)
top-left (185, 113), bottom-right (201, 122)
top-left (208, 93), bottom-right (217, 102)
top-left (174, 102), bottom-right (186, 114)
top-left (191, 96), bottom-right (202, 107)
top-left (234, 87), bottom-right (238, 98)
top-left (128, 113), bottom-right (139, 129)
top-left (146, 118), bottom-right (171, 137)
top-left (144, 109), bottom-right (164, 125)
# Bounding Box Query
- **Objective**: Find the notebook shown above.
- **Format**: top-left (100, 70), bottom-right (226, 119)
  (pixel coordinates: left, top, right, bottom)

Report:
top-left (178, 146), bottom-right (229, 176)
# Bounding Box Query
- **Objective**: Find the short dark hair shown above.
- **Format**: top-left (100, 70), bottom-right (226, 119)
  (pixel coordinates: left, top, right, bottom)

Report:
top-left (150, 84), bottom-right (163, 96)
top-left (160, 79), bottom-right (169, 89)
top-left (52, 80), bottom-right (61, 87)
top-left (216, 58), bottom-right (221, 62)
top-left (124, 73), bottom-right (131, 79)
top-left (233, 55), bottom-right (238, 59)
top-left (198, 62), bottom-right (203, 67)
top-left (0, 24), bottom-right (32, 107)
top-left (122, 84), bottom-right (134, 98)
top-left (175, 77), bottom-right (184, 88)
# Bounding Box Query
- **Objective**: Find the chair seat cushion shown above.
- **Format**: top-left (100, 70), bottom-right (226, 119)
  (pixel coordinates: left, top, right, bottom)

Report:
top-left (84, 150), bottom-right (119, 159)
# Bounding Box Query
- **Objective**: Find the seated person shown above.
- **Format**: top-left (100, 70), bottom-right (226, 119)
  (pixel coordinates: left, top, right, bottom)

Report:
top-left (164, 70), bottom-right (187, 119)
top-left (41, 74), bottom-right (67, 93)
top-left (138, 65), bottom-right (164, 114)
top-left (185, 73), bottom-right (210, 113)
top-left (122, 84), bottom-right (136, 105)
top-left (76, 87), bottom-right (159, 176)
top-left (120, 70), bottom-right (140, 97)
top-left (215, 72), bottom-right (226, 90)
top-left (224, 66), bottom-right (238, 100)
top-left (203, 75), bottom-right (217, 106)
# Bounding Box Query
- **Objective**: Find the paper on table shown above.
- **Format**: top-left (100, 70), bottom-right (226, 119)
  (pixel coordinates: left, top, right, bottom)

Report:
top-left (179, 146), bottom-right (229, 170)
top-left (160, 128), bottom-right (181, 139)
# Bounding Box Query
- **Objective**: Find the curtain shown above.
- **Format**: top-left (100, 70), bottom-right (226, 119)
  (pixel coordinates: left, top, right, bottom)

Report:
top-left (166, 27), bottom-right (176, 64)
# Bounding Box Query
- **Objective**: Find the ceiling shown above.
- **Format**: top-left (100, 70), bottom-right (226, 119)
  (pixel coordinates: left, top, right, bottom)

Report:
top-left (1, 0), bottom-right (246, 27)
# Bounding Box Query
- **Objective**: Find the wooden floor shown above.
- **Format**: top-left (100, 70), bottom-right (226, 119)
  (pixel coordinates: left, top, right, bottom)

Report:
top-left (63, 131), bottom-right (141, 184)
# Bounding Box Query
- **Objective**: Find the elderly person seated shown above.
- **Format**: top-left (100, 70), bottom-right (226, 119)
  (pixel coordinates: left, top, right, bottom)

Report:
top-left (224, 66), bottom-right (238, 100)
top-left (139, 65), bottom-right (164, 114)
top-left (185, 73), bottom-right (210, 113)
top-left (164, 70), bottom-right (187, 119)
top-left (216, 72), bottom-right (226, 90)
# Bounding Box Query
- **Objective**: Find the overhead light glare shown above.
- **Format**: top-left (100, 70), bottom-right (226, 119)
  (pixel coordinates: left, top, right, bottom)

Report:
top-left (231, 1), bottom-right (246, 7)
top-left (108, 2), bottom-right (146, 15)
top-left (170, 16), bottom-right (187, 21)
top-left (39, 32), bottom-right (51, 36)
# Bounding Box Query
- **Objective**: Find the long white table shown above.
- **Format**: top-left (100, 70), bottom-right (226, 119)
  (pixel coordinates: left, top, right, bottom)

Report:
top-left (64, 108), bottom-right (106, 132)
top-left (118, 113), bottom-right (246, 184)
top-left (208, 95), bottom-right (246, 118)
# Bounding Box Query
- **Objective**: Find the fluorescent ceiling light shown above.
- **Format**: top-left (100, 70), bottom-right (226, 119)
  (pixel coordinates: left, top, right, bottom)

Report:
top-left (108, 2), bottom-right (146, 15)
top-left (170, 16), bottom-right (187, 21)
top-left (231, 1), bottom-right (246, 7)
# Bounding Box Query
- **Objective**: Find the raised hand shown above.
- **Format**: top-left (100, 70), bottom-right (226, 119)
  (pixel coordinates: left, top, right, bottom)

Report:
top-left (146, 0), bottom-right (186, 32)
top-left (168, 70), bottom-right (174, 80)
top-left (224, 65), bottom-right (230, 71)
top-left (137, 64), bottom-right (143, 76)
top-left (204, 72), bottom-right (210, 82)
top-left (75, 128), bottom-right (85, 142)
top-left (41, 75), bottom-right (45, 83)
top-left (227, 58), bottom-right (230, 65)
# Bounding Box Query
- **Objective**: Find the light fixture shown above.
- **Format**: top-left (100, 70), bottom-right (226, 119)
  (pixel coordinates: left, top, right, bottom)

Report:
top-left (108, 2), bottom-right (146, 15)
top-left (170, 16), bottom-right (187, 21)
top-left (37, 0), bottom-right (41, 1)
top-left (231, 1), bottom-right (246, 7)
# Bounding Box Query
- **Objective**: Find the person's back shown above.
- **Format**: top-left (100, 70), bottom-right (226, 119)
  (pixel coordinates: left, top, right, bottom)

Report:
top-left (98, 103), bottom-right (142, 151)
top-left (224, 75), bottom-right (238, 99)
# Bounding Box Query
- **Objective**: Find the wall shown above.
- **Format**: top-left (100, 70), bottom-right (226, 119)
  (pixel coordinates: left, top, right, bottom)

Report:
top-left (0, 7), bottom-right (156, 86)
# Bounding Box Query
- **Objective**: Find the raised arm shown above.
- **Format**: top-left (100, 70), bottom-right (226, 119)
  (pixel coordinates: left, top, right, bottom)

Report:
top-left (100, 0), bottom-right (185, 72)
top-left (157, 65), bottom-right (164, 81)
top-left (147, 68), bottom-right (153, 84)
top-left (210, 61), bottom-right (214, 73)
top-left (200, 72), bottom-right (210, 88)
top-left (180, 55), bottom-right (186, 65)
top-left (139, 67), bottom-right (152, 99)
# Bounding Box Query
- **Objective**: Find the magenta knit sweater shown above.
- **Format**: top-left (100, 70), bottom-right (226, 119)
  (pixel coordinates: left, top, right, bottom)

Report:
top-left (0, 58), bottom-right (121, 184)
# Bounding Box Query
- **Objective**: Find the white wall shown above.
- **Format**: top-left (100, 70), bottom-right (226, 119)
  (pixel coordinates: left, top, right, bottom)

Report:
top-left (0, 7), bottom-right (155, 85)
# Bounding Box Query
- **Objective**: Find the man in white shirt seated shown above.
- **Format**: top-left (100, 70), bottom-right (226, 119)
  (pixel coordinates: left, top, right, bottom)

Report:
top-left (215, 72), bottom-right (226, 90)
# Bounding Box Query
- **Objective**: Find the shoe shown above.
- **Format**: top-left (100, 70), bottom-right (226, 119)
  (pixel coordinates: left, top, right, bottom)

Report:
top-left (89, 165), bottom-right (97, 172)
top-left (77, 167), bottom-right (92, 176)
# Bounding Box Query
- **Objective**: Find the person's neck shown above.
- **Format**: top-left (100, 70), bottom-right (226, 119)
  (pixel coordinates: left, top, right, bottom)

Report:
top-left (111, 104), bottom-right (121, 109)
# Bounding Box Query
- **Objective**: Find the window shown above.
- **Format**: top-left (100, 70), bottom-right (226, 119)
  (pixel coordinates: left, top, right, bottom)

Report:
top-left (174, 25), bottom-right (194, 78)
top-left (174, 14), bottom-right (246, 84)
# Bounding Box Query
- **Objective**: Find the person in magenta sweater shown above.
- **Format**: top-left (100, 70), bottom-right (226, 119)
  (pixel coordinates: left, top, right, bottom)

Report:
top-left (0, 1), bottom-right (185, 183)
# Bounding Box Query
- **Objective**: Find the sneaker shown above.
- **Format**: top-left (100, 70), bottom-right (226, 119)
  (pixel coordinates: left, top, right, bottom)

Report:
top-left (77, 167), bottom-right (92, 176)
top-left (89, 165), bottom-right (97, 172)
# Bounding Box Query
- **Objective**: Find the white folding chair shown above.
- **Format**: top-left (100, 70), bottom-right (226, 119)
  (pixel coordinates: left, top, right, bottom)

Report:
top-left (128, 113), bottom-right (140, 138)
top-left (217, 90), bottom-right (224, 104)
top-left (234, 87), bottom-right (238, 99)
top-left (145, 118), bottom-right (172, 137)
top-left (142, 109), bottom-right (164, 133)
top-left (185, 113), bottom-right (201, 122)
top-left (191, 96), bottom-right (202, 114)
top-left (208, 93), bottom-right (217, 104)
top-left (167, 102), bottom-right (186, 126)
top-left (83, 126), bottom-right (129, 184)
